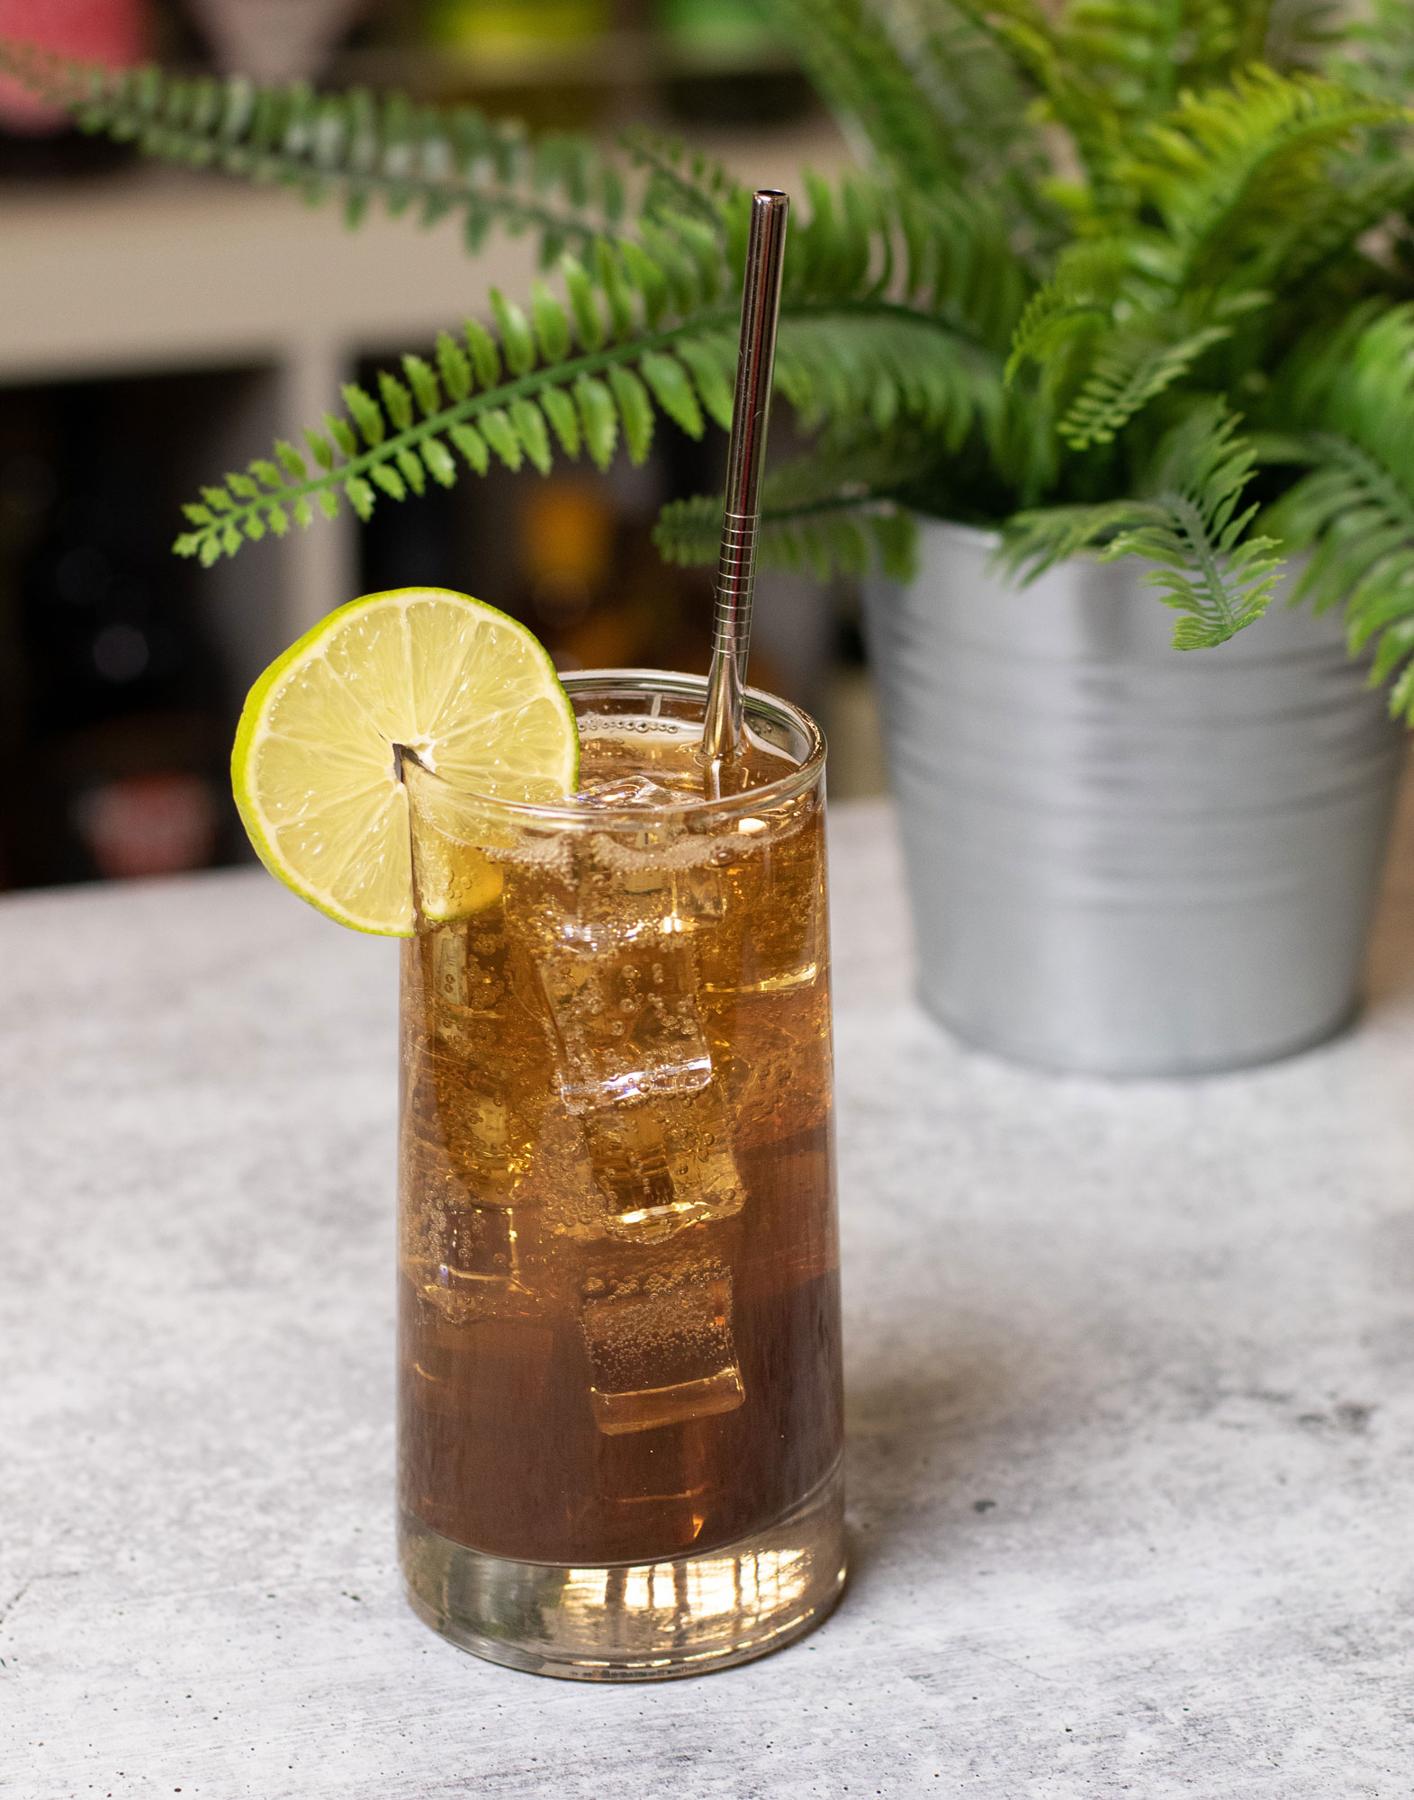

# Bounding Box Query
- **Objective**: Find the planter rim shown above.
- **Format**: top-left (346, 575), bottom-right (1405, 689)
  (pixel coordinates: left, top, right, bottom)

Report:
top-left (909, 514), bottom-right (1117, 573)
top-left (911, 515), bottom-right (1003, 553)
top-left (905, 511), bottom-right (1312, 588)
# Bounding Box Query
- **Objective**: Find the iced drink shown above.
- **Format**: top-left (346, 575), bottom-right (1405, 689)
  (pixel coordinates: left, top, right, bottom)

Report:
top-left (396, 670), bottom-right (844, 1678)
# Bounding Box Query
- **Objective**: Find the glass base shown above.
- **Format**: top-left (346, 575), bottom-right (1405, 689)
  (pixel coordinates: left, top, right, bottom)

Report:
top-left (399, 1462), bottom-right (846, 1682)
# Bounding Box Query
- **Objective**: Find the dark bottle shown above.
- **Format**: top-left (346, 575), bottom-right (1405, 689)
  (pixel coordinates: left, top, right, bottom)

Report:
top-left (655, 0), bottom-right (812, 128)
top-left (12, 394), bottom-right (233, 887)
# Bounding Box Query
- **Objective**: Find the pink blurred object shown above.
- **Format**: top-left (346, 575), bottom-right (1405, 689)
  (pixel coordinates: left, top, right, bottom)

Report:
top-left (185, 0), bottom-right (368, 81)
top-left (0, 0), bottom-right (149, 132)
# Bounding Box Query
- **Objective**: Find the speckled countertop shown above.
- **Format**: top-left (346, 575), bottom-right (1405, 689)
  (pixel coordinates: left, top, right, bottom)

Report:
top-left (3, 790), bottom-right (1413, 1800)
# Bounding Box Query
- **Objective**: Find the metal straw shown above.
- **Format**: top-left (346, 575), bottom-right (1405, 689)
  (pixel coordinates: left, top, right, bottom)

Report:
top-left (700, 188), bottom-right (790, 773)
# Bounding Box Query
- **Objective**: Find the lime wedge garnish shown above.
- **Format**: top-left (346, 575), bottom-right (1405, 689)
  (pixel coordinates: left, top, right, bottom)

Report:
top-left (231, 588), bottom-right (578, 935)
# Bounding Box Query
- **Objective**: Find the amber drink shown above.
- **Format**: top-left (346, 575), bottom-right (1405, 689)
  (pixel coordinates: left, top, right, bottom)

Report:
top-left (397, 670), bottom-right (844, 1678)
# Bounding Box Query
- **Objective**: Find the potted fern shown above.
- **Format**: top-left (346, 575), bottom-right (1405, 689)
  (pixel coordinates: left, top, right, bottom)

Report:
top-left (4, 1), bottom-right (1412, 1073)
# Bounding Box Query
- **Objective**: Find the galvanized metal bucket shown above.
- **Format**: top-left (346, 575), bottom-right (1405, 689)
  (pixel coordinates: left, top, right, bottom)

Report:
top-left (862, 519), bottom-right (1407, 1075)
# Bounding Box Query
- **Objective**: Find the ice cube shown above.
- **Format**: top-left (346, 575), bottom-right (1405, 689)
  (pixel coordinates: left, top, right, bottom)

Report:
top-left (403, 1042), bottom-right (522, 1192)
top-left (579, 1265), bottom-right (745, 1435)
top-left (400, 1159), bottom-right (541, 1325)
top-left (576, 774), bottom-right (681, 810)
top-left (673, 863), bottom-right (726, 924)
top-left (698, 816), bottom-right (825, 997)
top-left (582, 1087), bottom-right (745, 1243)
top-left (537, 915), bottom-right (712, 1112)
top-left (426, 917), bottom-right (510, 1024)
top-left (416, 1201), bottom-right (536, 1322)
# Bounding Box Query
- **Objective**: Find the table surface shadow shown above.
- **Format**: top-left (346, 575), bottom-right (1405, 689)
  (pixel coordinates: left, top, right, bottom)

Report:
top-left (2, 779), bottom-right (1413, 1800)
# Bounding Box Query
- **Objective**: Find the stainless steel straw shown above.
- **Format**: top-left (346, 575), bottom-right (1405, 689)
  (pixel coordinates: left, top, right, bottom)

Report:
top-left (700, 188), bottom-right (790, 772)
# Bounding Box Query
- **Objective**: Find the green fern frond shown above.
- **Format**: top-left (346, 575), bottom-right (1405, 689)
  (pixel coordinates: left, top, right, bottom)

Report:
top-left (655, 445), bottom-right (924, 581)
top-left (1057, 305), bottom-right (1258, 450)
top-left (0, 39), bottom-right (628, 261)
top-left (1120, 66), bottom-right (1404, 285)
top-left (1059, 1), bottom-right (1237, 113)
top-left (792, 0), bottom-right (1057, 245)
top-left (882, 0), bottom-right (1054, 239)
top-left (1260, 305), bottom-right (1414, 720)
top-left (170, 216), bottom-right (990, 563)
top-left (781, 175), bottom-right (1027, 353)
top-left (1005, 238), bottom-right (1143, 382)
top-left (1261, 158), bottom-right (1414, 291)
top-left (949, 0), bottom-right (1130, 203)
top-left (998, 496), bottom-right (1158, 579)
top-left (1260, 1), bottom-right (1345, 68)
top-left (619, 127), bottom-right (743, 232)
top-left (1327, 0), bottom-right (1414, 104)
top-left (1004, 402), bottom-right (1282, 646)
top-left (1109, 402), bottom-right (1283, 646)
top-left (1008, 66), bottom-right (1402, 448)
top-left (777, 311), bottom-right (1002, 450)
top-left (757, 0), bottom-right (969, 195)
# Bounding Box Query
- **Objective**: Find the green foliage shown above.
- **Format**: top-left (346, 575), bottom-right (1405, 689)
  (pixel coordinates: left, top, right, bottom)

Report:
top-left (762, 0), bottom-right (971, 197)
top-left (655, 444), bottom-right (934, 580)
top-left (1118, 67), bottom-right (1400, 284)
top-left (1259, 305), bottom-right (1414, 718)
top-left (621, 128), bottom-right (744, 231)
top-left (6, 1), bottom-right (1414, 716)
top-left (164, 224), bottom-right (986, 564)
top-left (1328, 0), bottom-right (1414, 105)
top-left (1004, 402), bottom-right (1282, 648)
top-left (0, 38), bottom-right (627, 262)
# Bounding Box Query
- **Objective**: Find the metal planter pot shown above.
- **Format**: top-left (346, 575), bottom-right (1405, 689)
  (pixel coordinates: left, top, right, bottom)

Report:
top-left (862, 519), bottom-right (1407, 1075)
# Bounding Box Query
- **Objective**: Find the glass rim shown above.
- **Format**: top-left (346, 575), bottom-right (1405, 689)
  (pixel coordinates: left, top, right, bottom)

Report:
top-left (412, 667), bottom-right (826, 829)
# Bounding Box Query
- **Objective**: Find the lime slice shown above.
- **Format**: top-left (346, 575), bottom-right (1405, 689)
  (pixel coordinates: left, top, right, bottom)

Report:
top-left (232, 588), bottom-right (578, 935)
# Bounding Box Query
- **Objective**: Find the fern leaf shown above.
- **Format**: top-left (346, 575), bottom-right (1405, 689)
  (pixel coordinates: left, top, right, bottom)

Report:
top-left (948, 0), bottom-right (1128, 203)
top-left (1119, 67), bottom-right (1404, 285)
top-left (1055, 0), bottom-right (1285, 110)
top-left (1261, 157), bottom-right (1414, 290)
top-left (0, 40), bottom-right (630, 264)
top-left (574, 374), bottom-right (618, 470)
top-left (640, 352), bottom-right (703, 439)
top-left (655, 491), bottom-right (919, 583)
top-left (509, 397), bottom-right (553, 474)
top-left (1005, 237), bottom-right (1136, 381)
top-left (479, 408), bottom-right (522, 471)
top-left (164, 202), bottom-right (991, 570)
top-left (620, 126), bottom-right (742, 231)
top-left (757, 0), bottom-right (968, 194)
top-left (654, 440), bottom-right (941, 582)
top-left (1058, 317), bottom-right (1238, 449)
top-left (538, 387), bottom-right (582, 458)
top-left (1005, 402), bottom-right (1282, 647)
top-left (1326, 0), bottom-right (1414, 103)
top-left (607, 367), bottom-right (654, 464)
top-left (883, 0), bottom-right (1056, 239)
top-left (1260, 305), bottom-right (1414, 720)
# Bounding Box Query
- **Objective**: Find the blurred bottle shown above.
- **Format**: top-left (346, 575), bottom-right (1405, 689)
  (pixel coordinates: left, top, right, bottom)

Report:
top-left (421, 0), bottom-right (611, 127)
top-left (515, 476), bottom-right (668, 670)
top-left (184, 0), bottom-right (369, 82)
top-left (12, 394), bottom-right (232, 886)
top-left (654, 0), bottom-right (810, 127)
top-left (0, 0), bottom-right (149, 179)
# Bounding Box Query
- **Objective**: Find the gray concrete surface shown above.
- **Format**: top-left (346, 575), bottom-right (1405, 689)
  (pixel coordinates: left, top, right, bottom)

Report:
top-left (2, 793), bottom-right (1413, 1799)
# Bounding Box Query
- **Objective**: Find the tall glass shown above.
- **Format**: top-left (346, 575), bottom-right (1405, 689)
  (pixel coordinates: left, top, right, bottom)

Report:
top-left (396, 671), bottom-right (844, 1680)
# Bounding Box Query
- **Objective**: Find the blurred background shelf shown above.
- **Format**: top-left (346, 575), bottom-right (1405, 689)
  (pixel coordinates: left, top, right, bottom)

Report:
top-left (1, 0), bottom-right (881, 895)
